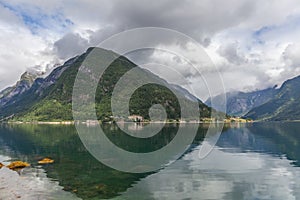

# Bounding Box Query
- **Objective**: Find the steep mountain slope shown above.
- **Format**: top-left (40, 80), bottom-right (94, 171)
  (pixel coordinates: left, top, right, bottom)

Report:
top-left (0, 54), bottom-right (83, 120)
top-left (0, 47), bottom-right (212, 122)
top-left (245, 75), bottom-right (300, 121)
top-left (0, 71), bottom-right (40, 107)
top-left (205, 87), bottom-right (277, 116)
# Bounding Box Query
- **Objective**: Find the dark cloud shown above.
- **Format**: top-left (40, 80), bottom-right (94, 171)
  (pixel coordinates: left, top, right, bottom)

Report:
top-left (53, 33), bottom-right (89, 59)
top-left (218, 42), bottom-right (247, 65)
top-left (53, 0), bottom-right (258, 57)
top-left (108, 0), bottom-right (255, 41)
top-left (2, 0), bottom-right (300, 97)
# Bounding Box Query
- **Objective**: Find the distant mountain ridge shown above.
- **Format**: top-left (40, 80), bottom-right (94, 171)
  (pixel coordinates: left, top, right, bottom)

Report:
top-left (245, 75), bottom-right (300, 121)
top-left (207, 73), bottom-right (300, 121)
top-left (205, 86), bottom-right (277, 117)
top-left (0, 47), bottom-right (212, 122)
top-left (0, 71), bottom-right (41, 107)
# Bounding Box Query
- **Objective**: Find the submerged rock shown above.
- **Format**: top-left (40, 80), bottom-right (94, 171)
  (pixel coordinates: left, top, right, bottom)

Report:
top-left (38, 158), bottom-right (54, 164)
top-left (0, 162), bottom-right (4, 168)
top-left (95, 183), bottom-right (108, 194)
top-left (7, 161), bottom-right (30, 170)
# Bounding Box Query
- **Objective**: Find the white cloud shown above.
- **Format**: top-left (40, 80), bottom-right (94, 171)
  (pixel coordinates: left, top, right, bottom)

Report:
top-left (218, 42), bottom-right (247, 65)
top-left (0, 4), bottom-right (58, 89)
top-left (1, 0), bottom-right (300, 99)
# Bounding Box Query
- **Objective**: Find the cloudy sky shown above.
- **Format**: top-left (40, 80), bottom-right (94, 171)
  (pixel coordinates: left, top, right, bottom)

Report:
top-left (1, 0), bottom-right (300, 100)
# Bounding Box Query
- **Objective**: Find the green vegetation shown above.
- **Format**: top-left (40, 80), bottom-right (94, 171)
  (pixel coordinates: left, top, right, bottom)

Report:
top-left (18, 100), bottom-right (73, 121)
top-left (245, 75), bottom-right (300, 121)
top-left (4, 47), bottom-right (212, 122)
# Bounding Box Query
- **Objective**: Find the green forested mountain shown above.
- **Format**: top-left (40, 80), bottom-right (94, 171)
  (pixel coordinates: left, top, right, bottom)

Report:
top-left (0, 47), bottom-right (211, 122)
top-left (245, 75), bottom-right (300, 121)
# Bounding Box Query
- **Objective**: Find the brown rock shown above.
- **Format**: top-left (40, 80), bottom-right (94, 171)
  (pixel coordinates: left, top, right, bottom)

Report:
top-left (38, 158), bottom-right (54, 164)
top-left (7, 161), bottom-right (30, 170)
top-left (0, 162), bottom-right (4, 168)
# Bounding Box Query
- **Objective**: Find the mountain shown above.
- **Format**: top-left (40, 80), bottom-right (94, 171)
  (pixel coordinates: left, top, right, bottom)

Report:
top-left (245, 75), bottom-right (300, 121)
top-left (0, 47), bottom-right (212, 122)
top-left (170, 84), bottom-right (199, 102)
top-left (205, 86), bottom-right (277, 116)
top-left (0, 71), bottom-right (41, 107)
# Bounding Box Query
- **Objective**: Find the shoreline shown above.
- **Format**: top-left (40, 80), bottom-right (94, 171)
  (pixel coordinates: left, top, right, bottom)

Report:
top-left (2, 120), bottom-right (300, 126)
top-left (0, 167), bottom-right (80, 200)
top-left (1, 120), bottom-right (256, 125)
top-left (3, 118), bottom-right (300, 125)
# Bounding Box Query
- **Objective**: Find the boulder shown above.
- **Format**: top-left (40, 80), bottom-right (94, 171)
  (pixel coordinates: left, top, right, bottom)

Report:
top-left (7, 161), bottom-right (30, 170)
top-left (38, 158), bottom-right (54, 164)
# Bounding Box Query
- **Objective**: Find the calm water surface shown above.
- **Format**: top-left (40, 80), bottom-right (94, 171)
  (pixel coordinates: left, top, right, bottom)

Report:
top-left (0, 123), bottom-right (300, 200)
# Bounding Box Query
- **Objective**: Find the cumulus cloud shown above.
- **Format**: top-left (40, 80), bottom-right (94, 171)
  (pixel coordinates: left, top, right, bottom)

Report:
top-left (218, 42), bottom-right (247, 65)
top-left (1, 0), bottom-right (300, 99)
top-left (53, 33), bottom-right (89, 59)
top-left (282, 44), bottom-right (300, 69)
top-left (0, 3), bottom-right (58, 89)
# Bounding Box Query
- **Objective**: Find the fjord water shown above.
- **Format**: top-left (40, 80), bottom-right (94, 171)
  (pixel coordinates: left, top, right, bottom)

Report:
top-left (0, 123), bottom-right (300, 200)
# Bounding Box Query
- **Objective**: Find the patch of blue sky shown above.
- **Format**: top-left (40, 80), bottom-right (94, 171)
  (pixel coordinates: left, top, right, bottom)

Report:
top-left (254, 26), bottom-right (276, 38)
top-left (252, 26), bottom-right (276, 46)
top-left (252, 14), bottom-right (300, 45)
top-left (0, 1), bottom-right (73, 35)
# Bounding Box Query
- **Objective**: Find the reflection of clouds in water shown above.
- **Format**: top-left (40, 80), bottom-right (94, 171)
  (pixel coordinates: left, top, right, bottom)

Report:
top-left (0, 155), bottom-right (79, 200)
top-left (189, 144), bottom-right (264, 172)
top-left (188, 146), bottom-right (298, 200)
top-left (117, 146), bottom-right (300, 200)
top-left (0, 154), bottom-right (10, 165)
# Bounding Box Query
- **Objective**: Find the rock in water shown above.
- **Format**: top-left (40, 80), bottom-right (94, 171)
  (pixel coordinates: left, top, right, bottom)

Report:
top-left (7, 161), bottom-right (30, 170)
top-left (38, 158), bottom-right (54, 164)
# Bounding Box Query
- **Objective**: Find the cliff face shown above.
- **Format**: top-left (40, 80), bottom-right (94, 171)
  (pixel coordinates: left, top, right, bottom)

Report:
top-left (0, 53), bottom-right (83, 120)
top-left (0, 71), bottom-right (40, 107)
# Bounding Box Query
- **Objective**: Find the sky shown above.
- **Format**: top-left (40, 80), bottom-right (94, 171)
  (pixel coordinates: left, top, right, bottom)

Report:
top-left (1, 0), bottom-right (300, 100)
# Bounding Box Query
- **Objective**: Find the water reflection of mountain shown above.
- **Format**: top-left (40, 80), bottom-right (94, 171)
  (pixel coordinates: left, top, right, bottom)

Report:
top-left (117, 123), bottom-right (300, 200)
top-left (0, 123), bottom-right (206, 200)
top-left (0, 124), bottom-right (150, 199)
top-left (1, 123), bottom-right (300, 199)
top-left (217, 122), bottom-right (300, 166)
